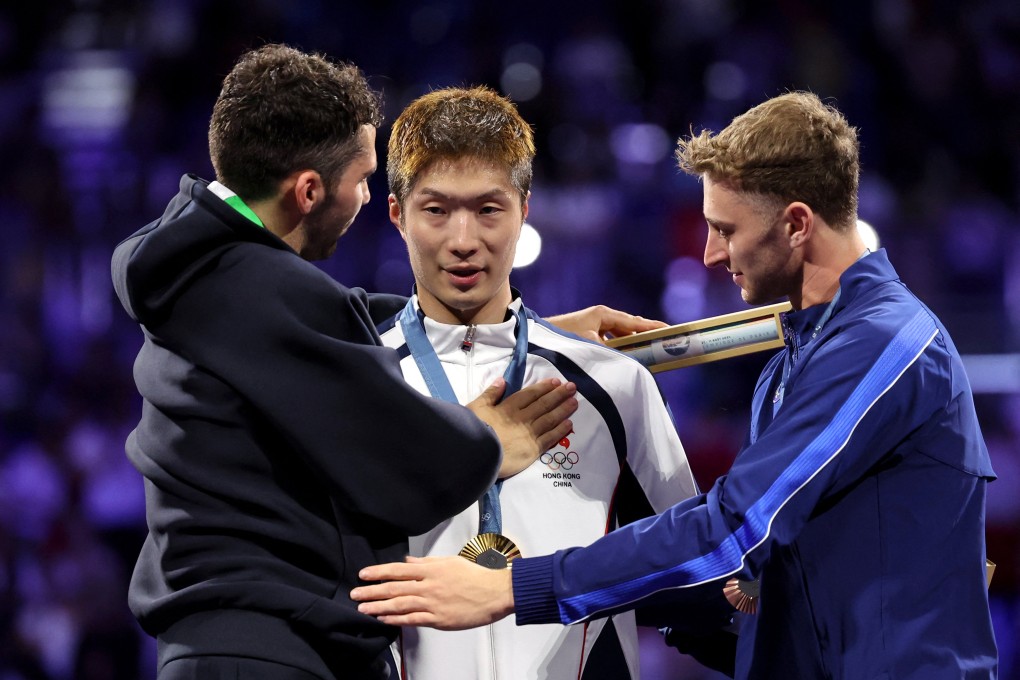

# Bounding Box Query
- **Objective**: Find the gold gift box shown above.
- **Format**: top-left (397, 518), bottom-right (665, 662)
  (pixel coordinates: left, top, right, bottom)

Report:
top-left (607, 301), bottom-right (792, 373)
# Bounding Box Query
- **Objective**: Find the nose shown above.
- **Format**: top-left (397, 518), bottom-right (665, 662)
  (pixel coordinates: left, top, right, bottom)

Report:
top-left (362, 182), bottom-right (371, 206)
top-left (451, 211), bottom-right (480, 256)
top-left (703, 229), bottom-right (727, 269)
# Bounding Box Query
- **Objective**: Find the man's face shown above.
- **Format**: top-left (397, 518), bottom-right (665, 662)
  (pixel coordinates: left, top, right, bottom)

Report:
top-left (701, 176), bottom-right (797, 305)
top-left (391, 156), bottom-right (527, 325)
top-left (302, 124), bottom-right (377, 260)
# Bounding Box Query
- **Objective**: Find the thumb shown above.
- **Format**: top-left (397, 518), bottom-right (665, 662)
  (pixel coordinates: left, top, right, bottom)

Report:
top-left (477, 377), bottom-right (507, 405)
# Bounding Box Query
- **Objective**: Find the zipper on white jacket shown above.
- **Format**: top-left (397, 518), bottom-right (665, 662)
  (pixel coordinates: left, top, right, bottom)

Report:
top-left (488, 623), bottom-right (498, 679)
top-left (461, 324), bottom-right (477, 401)
top-left (460, 324), bottom-right (477, 352)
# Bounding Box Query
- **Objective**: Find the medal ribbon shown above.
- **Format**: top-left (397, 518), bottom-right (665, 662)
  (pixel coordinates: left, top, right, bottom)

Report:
top-left (764, 250), bottom-right (871, 429)
top-left (770, 288), bottom-right (841, 419)
top-left (207, 181), bottom-right (266, 229)
top-left (398, 298), bottom-right (528, 535)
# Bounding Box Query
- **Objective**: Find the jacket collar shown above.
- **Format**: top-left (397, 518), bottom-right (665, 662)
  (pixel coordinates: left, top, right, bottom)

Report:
top-left (783, 249), bottom-right (899, 350)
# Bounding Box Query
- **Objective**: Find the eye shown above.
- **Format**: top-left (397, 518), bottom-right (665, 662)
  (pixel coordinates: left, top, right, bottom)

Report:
top-left (479, 205), bottom-right (502, 215)
top-left (423, 206), bottom-right (445, 215)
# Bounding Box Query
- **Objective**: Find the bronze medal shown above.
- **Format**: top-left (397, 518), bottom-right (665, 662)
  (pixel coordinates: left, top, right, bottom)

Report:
top-left (723, 577), bottom-right (760, 614)
top-left (459, 533), bottom-right (521, 570)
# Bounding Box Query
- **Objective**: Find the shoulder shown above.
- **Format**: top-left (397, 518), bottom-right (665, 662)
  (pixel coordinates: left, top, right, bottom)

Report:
top-left (818, 282), bottom-right (952, 399)
top-left (836, 281), bottom-right (943, 354)
top-left (526, 313), bottom-right (659, 391)
top-left (527, 315), bottom-right (634, 362)
top-left (197, 245), bottom-right (378, 342)
top-left (221, 244), bottom-right (362, 303)
top-left (377, 315), bottom-right (405, 347)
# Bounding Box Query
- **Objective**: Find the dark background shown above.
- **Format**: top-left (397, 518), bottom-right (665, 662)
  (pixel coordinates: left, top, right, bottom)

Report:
top-left (1, 1), bottom-right (1018, 678)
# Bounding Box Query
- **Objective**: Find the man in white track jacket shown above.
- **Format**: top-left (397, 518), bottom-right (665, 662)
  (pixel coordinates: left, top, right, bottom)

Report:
top-left (377, 86), bottom-right (698, 680)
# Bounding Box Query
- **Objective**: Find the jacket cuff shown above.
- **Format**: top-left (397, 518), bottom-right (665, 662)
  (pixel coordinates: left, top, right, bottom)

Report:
top-left (511, 554), bottom-right (562, 625)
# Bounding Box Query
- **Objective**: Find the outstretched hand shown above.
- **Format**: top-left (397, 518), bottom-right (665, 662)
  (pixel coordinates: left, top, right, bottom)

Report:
top-left (467, 378), bottom-right (577, 479)
top-left (546, 305), bottom-right (667, 344)
top-left (352, 556), bottom-right (514, 630)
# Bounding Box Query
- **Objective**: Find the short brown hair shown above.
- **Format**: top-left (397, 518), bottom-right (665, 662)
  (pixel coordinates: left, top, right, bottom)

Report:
top-left (676, 92), bottom-right (859, 230)
top-left (208, 43), bottom-right (382, 201)
top-left (387, 86), bottom-right (534, 207)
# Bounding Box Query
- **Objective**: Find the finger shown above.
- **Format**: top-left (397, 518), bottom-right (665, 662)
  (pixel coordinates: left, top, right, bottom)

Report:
top-left (357, 561), bottom-right (427, 583)
top-left (536, 417), bottom-right (574, 454)
top-left (356, 595), bottom-right (431, 617)
top-left (620, 318), bottom-right (668, 334)
top-left (531, 395), bottom-right (577, 438)
top-left (527, 386), bottom-right (578, 447)
top-left (406, 555), bottom-right (439, 563)
top-left (604, 313), bottom-right (668, 336)
top-left (350, 580), bottom-right (422, 602)
top-left (501, 378), bottom-right (561, 409)
top-left (377, 612), bottom-right (441, 627)
top-left (473, 377), bottom-right (507, 407)
top-left (519, 381), bottom-right (577, 421)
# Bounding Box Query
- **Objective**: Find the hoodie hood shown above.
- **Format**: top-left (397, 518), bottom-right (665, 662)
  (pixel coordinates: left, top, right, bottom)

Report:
top-left (112, 174), bottom-right (292, 326)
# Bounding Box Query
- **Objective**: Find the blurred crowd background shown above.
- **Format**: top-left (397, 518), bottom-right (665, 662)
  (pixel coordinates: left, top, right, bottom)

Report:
top-left (1, 1), bottom-right (1018, 678)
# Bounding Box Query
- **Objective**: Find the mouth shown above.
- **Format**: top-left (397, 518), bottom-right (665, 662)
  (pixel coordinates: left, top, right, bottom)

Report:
top-left (445, 266), bottom-right (483, 289)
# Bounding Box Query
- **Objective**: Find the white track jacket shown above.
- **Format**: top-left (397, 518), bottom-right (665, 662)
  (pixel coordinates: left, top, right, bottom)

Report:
top-left (379, 295), bottom-right (697, 680)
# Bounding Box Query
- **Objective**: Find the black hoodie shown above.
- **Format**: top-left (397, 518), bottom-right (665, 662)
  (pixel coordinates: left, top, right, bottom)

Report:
top-left (111, 175), bottom-right (502, 678)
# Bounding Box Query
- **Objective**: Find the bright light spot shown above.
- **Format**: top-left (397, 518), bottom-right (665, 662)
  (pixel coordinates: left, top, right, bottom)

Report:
top-left (42, 51), bottom-right (134, 133)
top-left (705, 61), bottom-right (747, 101)
top-left (501, 62), bottom-right (542, 102)
top-left (857, 219), bottom-right (880, 251)
top-left (513, 222), bottom-right (542, 268)
top-left (609, 123), bottom-right (671, 164)
top-left (503, 43), bottom-right (544, 70)
top-left (961, 354), bottom-right (1020, 393)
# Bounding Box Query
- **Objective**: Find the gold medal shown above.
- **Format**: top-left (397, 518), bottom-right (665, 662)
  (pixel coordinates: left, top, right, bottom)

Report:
top-left (723, 577), bottom-right (760, 614)
top-left (459, 533), bottom-right (521, 570)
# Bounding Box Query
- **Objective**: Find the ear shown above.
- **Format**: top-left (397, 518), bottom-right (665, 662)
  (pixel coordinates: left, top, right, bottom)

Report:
top-left (388, 195), bottom-right (406, 240)
top-left (783, 202), bottom-right (814, 248)
top-left (293, 170), bottom-right (326, 216)
top-left (522, 191), bottom-right (530, 223)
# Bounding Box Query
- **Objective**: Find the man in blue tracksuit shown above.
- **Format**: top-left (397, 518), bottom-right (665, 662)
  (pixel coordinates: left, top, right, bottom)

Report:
top-left (353, 91), bottom-right (999, 678)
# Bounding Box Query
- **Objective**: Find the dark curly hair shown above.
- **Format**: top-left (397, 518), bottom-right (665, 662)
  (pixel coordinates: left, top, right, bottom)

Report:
top-left (208, 43), bottom-right (383, 201)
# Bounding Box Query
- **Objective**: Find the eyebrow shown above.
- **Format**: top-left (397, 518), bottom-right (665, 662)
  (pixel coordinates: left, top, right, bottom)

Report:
top-left (416, 188), bottom-right (512, 202)
top-left (705, 217), bottom-right (734, 230)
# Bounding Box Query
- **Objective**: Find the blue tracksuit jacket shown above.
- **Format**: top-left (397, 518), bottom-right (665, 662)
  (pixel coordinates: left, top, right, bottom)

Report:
top-left (511, 250), bottom-right (998, 678)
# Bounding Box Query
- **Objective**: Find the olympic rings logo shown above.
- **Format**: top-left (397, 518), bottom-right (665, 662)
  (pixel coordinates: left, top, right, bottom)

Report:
top-left (541, 450), bottom-right (580, 470)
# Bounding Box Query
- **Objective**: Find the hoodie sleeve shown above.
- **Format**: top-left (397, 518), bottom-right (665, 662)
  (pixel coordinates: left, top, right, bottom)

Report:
top-left (138, 243), bottom-right (501, 534)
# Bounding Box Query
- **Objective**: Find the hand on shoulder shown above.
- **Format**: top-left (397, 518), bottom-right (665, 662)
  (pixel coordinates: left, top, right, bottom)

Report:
top-left (545, 305), bottom-right (666, 344)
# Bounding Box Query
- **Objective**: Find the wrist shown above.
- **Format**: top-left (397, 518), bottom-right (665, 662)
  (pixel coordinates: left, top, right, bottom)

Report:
top-left (499, 563), bottom-right (515, 618)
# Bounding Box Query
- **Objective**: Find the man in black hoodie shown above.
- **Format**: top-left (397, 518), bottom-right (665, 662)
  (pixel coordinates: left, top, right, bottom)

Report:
top-left (111, 44), bottom-right (602, 680)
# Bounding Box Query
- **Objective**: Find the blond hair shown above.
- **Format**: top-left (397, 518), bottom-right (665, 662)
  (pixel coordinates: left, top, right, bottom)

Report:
top-left (387, 86), bottom-right (534, 206)
top-left (676, 92), bottom-right (859, 230)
